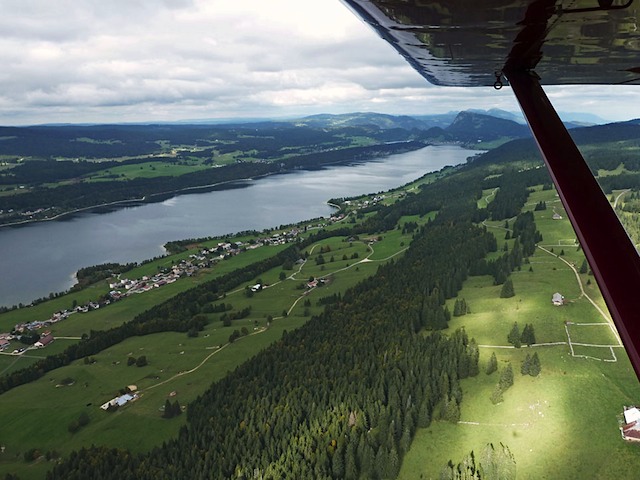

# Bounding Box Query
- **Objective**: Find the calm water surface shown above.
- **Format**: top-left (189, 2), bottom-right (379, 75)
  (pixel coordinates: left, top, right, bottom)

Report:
top-left (0, 146), bottom-right (474, 307)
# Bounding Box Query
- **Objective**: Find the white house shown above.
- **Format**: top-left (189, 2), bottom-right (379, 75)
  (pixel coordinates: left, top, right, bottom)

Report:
top-left (100, 393), bottom-right (138, 410)
top-left (552, 292), bottom-right (565, 306)
top-left (624, 407), bottom-right (640, 425)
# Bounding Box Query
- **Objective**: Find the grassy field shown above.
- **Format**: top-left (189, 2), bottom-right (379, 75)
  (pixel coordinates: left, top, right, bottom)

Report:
top-left (3, 180), bottom-right (639, 479)
top-left (0, 215), bottom-right (423, 479)
top-left (398, 186), bottom-right (640, 479)
top-left (87, 160), bottom-right (212, 182)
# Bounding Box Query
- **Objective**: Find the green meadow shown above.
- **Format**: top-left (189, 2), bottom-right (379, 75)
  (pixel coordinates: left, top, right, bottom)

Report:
top-left (398, 186), bottom-right (640, 479)
top-left (87, 161), bottom-right (212, 182)
top-left (0, 210), bottom-right (430, 479)
top-left (3, 180), bottom-right (639, 479)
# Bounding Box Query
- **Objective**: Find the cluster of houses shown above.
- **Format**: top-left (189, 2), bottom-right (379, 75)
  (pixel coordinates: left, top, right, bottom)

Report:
top-left (0, 228), bottom-right (309, 355)
top-left (342, 194), bottom-right (386, 211)
top-left (3, 304), bottom-right (100, 349)
top-left (109, 233), bottom-right (302, 297)
top-left (0, 206), bottom-right (54, 222)
top-left (0, 330), bottom-right (54, 354)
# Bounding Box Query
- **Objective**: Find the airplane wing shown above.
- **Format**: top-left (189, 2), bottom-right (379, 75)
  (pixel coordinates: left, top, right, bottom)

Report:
top-left (344, 0), bottom-right (640, 378)
top-left (343, 0), bottom-right (640, 86)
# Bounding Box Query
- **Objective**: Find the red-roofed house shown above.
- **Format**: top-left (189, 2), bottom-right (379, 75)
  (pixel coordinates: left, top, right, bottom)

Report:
top-left (34, 332), bottom-right (54, 348)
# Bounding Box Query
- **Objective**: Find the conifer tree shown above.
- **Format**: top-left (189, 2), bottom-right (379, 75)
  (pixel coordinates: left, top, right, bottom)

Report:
top-left (579, 259), bottom-right (588, 274)
top-left (453, 298), bottom-right (462, 317)
top-left (331, 448), bottom-right (344, 478)
top-left (479, 443), bottom-right (517, 479)
top-left (490, 384), bottom-right (504, 405)
top-left (499, 362), bottom-right (514, 390)
top-left (521, 354), bottom-right (531, 375)
top-left (468, 339), bottom-right (480, 377)
top-left (162, 399), bottom-right (172, 418)
top-left (453, 298), bottom-right (468, 317)
top-left (486, 352), bottom-right (498, 375)
top-left (418, 400), bottom-right (432, 428)
top-left (521, 323), bottom-right (536, 346)
top-left (500, 278), bottom-right (515, 298)
top-left (443, 396), bottom-right (461, 423)
top-left (388, 446), bottom-right (400, 478)
top-left (529, 352), bottom-right (541, 376)
top-left (507, 322), bottom-right (521, 348)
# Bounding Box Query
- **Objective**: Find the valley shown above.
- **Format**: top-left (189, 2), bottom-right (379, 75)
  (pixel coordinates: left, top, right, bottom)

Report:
top-left (1, 112), bottom-right (640, 479)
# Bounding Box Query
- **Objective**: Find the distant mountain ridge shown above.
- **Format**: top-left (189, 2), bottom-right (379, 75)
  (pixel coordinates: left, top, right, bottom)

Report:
top-left (291, 110), bottom-right (600, 136)
top-left (0, 110), bottom-right (620, 161)
top-left (294, 112), bottom-right (428, 130)
top-left (443, 111), bottom-right (531, 143)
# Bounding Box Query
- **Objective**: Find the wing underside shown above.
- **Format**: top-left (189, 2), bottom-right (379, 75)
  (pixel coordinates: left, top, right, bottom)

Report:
top-left (344, 0), bottom-right (640, 86)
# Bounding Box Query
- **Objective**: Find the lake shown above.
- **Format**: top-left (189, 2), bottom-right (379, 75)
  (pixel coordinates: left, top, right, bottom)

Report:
top-left (0, 145), bottom-right (475, 307)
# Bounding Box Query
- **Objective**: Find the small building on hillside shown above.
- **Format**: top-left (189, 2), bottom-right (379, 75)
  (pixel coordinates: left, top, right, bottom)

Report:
top-left (552, 212), bottom-right (563, 220)
top-left (621, 406), bottom-right (640, 442)
top-left (34, 332), bottom-right (54, 348)
top-left (100, 393), bottom-right (138, 411)
top-left (552, 292), bottom-right (565, 306)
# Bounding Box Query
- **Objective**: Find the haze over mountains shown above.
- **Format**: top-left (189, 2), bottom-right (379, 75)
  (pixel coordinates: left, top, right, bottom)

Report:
top-left (0, 109), bottom-right (632, 165)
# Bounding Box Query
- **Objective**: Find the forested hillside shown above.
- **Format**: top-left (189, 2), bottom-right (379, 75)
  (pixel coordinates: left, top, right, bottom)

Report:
top-left (0, 112), bottom-right (534, 226)
top-left (43, 141), bottom-right (546, 480)
top-left (2, 118), bottom-right (640, 479)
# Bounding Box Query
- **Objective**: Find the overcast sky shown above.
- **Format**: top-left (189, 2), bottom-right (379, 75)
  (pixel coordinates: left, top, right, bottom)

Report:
top-left (1, 0), bottom-right (639, 126)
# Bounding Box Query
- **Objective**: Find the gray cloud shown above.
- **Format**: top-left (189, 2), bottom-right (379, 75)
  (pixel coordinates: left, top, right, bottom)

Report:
top-left (0, 0), bottom-right (636, 125)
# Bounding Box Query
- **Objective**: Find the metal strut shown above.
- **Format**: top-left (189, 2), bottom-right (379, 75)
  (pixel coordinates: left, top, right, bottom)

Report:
top-left (506, 68), bottom-right (640, 380)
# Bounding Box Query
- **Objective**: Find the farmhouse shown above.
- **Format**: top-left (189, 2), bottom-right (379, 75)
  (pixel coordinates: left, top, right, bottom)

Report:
top-left (100, 392), bottom-right (138, 410)
top-left (0, 339), bottom-right (9, 351)
top-left (34, 332), bottom-right (54, 348)
top-left (552, 292), bottom-right (565, 306)
top-left (621, 407), bottom-right (640, 442)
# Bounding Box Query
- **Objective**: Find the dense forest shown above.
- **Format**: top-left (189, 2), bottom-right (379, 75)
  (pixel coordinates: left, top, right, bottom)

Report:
top-left (41, 146), bottom-right (541, 479)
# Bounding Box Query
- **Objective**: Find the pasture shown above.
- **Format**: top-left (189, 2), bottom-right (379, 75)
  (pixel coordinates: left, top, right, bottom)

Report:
top-left (0, 219), bottom-right (415, 479)
top-left (399, 186), bottom-right (640, 479)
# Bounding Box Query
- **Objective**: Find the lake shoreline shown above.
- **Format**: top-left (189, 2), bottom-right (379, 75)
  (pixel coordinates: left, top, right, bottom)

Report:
top-left (0, 145), bottom-right (473, 308)
top-left (0, 159), bottom-right (394, 230)
top-left (0, 142), bottom-right (427, 229)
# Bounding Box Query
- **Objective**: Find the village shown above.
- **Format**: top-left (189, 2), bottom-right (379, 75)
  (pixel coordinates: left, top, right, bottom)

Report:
top-left (0, 196), bottom-right (373, 358)
top-left (0, 227), bottom-right (305, 355)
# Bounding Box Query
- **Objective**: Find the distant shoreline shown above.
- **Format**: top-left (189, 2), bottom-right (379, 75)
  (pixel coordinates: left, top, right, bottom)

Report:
top-left (0, 157), bottom-right (366, 229)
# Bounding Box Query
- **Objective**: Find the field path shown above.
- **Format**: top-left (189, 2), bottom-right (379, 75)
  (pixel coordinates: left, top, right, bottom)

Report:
top-left (613, 189), bottom-right (631, 208)
top-left (143, 327), bottom-right (267, 392)
top-left (537, 245), bottom-right (622, 345)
